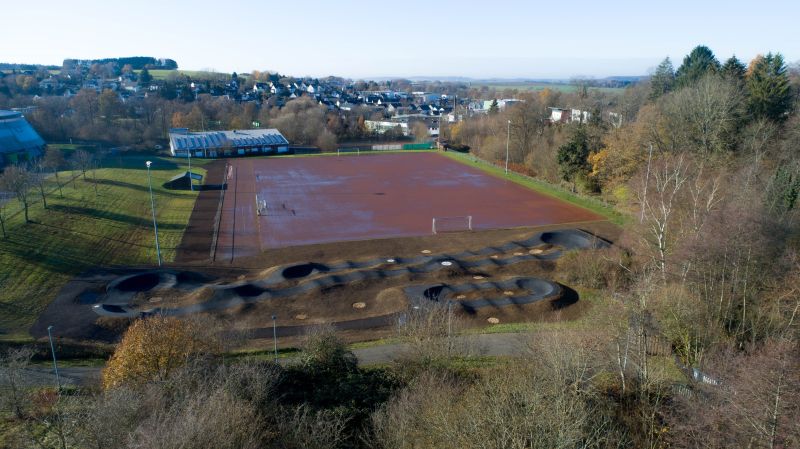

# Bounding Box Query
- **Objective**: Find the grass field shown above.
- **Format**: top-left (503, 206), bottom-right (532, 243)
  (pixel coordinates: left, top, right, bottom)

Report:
top-left (442, 151), bottom-right (625, 225)
top-left (473, 81), bottom-right (625, 94)
top-left (134, 69), bottom-right (245, 81)
top-left (0, 155), bottom-right (206, 340)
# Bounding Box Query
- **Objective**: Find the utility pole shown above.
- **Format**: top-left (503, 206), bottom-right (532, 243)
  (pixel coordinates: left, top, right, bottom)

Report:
top-left (272, 315), bottom-right (278, 362)
top-left (145, 161), bottom-right (162, 266)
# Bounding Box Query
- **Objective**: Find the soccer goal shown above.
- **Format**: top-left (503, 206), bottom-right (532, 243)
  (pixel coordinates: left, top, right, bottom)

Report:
top-left (432, 216), bottom-right (473, 234)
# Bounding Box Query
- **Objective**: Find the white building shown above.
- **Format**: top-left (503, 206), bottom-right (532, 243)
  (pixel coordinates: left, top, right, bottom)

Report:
top-left (548, 107), bottom-right (591, 124)
top-left (364, 121), bottom-right (409, 136)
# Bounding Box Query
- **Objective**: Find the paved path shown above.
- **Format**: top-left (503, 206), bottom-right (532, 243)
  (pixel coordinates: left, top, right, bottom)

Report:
top-left (12, 332), bottom-right (533, 387)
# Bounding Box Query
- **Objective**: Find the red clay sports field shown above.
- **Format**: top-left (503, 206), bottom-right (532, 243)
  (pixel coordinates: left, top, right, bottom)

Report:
top-left (214, 152), bottom-right (603, 260)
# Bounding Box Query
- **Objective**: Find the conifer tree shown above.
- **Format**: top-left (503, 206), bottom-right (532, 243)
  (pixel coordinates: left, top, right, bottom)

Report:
top-left (746, 52), bottom-right (792, 121)
top-left (675, 45), bottom-right (720, 87)
top-left (650, 57), bottom-right (675, 100)
top-left (721, 55), bottom-right (747, 81)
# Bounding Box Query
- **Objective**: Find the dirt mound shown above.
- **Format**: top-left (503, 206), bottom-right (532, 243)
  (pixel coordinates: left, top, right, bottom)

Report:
top-left (282, 263), bottom-right (329, 279)
top-left (115, 272), bottom-right (161, 292)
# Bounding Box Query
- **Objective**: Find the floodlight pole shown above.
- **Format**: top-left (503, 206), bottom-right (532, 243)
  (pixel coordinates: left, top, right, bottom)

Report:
top-left (272, 315), bottom-right (278, 362)
top-left (505, 119), bottom-right (511, 175)
top-left (188, 151), bottom-right (193, 192)
top-left (146, 161), bottom-right (162, 266)
top-left (47, 326), bottom-right (61, 390)
top-left (447, 301), bottom-right (453, 355)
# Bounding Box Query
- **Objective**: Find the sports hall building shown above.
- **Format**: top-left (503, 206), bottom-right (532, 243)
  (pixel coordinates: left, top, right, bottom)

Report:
top-left (168, 128), bottom-right (289, 158)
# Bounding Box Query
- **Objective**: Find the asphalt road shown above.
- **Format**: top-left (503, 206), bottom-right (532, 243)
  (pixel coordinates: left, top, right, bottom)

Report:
top-left (11, 332), bottom-right (533, 388)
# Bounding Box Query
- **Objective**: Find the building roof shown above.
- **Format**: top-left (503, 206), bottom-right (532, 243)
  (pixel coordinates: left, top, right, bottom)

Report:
top-left (0, 110), bottom-right (46, 154)
top-left (169, 128), bottom-right (289, 151)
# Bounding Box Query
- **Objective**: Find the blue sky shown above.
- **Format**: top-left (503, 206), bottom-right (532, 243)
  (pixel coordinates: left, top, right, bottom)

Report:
top-left (2, 0), bottom-right (798, 79)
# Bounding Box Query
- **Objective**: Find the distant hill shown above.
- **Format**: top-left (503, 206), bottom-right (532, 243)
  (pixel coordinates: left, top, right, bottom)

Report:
top-left (63, 57), bottom-right (178, 70)
top-left (0, 62), bottom-right (60, 71)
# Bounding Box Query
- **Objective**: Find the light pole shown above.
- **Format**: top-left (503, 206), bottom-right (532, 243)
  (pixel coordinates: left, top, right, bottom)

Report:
top-left (447, 300), bottom-right (453, 355)
top-left (47, 326), bottom-right (61, 390)
top-left (145, 161), bottom-right (162, 266)
top-left (188, 151), bottom-right (193, 192)
top-left (505, 119), bottom-right (511, 175)
top-left (271, 315), bottom-right (278, 363)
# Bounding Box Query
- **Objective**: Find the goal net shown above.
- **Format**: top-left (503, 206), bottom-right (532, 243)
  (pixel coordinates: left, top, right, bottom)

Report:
top-left (432, 216), bottom-right (472, 234)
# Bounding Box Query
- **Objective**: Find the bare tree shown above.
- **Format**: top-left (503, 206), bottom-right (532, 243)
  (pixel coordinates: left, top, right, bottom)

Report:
top-left (72, 150), bottom-right (93, 182)
top-left (0, 192), bottom-right (11, 237)
top-left (0, 164), bottom-right (34, 222)
top-left (42, 148), bottom-right (66, 198)
top-left (636, 153), bottom-right (690, 279)
top-left (32, 159), bottom-right (50, 209)
top-left (0, 348), bottom-right (34, 419)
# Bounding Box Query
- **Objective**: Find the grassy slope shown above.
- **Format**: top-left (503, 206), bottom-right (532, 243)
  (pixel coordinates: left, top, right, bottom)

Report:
top-left (441, 151), bottom-right (625, 225)
top-left (0, 155), bottom-right (206, 340)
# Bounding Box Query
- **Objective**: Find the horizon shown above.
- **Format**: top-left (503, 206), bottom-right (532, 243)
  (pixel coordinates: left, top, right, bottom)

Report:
top-left (2, 0), bottom-right (799, 79)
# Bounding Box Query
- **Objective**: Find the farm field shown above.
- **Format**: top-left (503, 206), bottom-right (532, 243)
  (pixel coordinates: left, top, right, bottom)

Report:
top-left (473, 81), bottom-right (625, 94)
top-left (134, 69), bottom-right (247, 80)
top-left (0, 155), bottom-right (205, 340)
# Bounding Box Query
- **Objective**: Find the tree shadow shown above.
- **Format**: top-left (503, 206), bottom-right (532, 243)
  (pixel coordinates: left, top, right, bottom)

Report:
top-left (47, 204), bottom-right (187, 230)
top-left (92, 178), bottom-right (186, 197)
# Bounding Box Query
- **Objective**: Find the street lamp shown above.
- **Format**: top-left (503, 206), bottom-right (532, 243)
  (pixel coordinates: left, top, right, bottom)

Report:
top-left (187, 151), bottom-right (193, 192)
top-left (272, 315), bottom-right (278, 363)
top-left (505, 119), bottom-right (511, 175)
top-left (47, 326), bottom-right (61, 390)
top-left (145, 161), bottom-right (162, 266)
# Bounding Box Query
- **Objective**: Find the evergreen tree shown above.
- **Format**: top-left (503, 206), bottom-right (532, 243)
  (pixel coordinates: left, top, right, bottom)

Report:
top-left (138, 68), bottom-right (152, 86)
top-left (557, 127), bottom-right (591, 191)
top-left (675, 45), bottom-right (720, 87)
top-left (488, 99), bottom-right (499, 115)
top-left (721, 55), bottom-right (747, 81)
top-left (650, 57), bottom-right (675, 100)
top-left (746, 52), bottom-right (792, 122)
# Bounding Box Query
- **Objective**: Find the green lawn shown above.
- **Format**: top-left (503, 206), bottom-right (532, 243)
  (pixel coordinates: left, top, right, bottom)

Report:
top-left (441, 151), bottom-right (625, 225)
top-left (0, 155), bottom-right (206, 340)
top-left (134, 69), bottom-right (246, 81)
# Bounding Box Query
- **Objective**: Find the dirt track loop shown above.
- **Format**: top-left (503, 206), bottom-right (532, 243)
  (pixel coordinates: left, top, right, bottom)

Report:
top-left (214, 152), bottom-right (603, 256)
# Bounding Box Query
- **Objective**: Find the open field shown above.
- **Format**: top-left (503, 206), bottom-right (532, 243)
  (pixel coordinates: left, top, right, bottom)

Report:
top-left (0, 155), bottom-right (205, 340)
top-left (133, 69), bottom-right (247, 80)
top-left (472, 81), bottom-right (625, 94)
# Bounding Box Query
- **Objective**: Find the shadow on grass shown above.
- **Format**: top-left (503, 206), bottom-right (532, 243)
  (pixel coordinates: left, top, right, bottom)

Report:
top-left (92, 178), bottom-right (188, 197)
top-left (47, 204), bottom-right (187, 230)
top-left (97, 156), bottom-right (183, 171)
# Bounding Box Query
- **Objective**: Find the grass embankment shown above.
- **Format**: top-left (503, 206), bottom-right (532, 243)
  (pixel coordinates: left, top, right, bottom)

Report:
top-left (0, 155), bottom-right (206, 341)
top-left (441, 150), bottom-right (626, 225)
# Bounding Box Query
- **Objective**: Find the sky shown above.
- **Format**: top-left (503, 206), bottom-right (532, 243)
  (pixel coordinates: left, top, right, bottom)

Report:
top-left (2, 0), bottom-right (798, 80)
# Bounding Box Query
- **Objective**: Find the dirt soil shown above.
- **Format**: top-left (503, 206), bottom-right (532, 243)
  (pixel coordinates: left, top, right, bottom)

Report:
top-left (32, 221), bottom-right (618, 347)
top-left (35, 153), bottom-right (622, 347)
